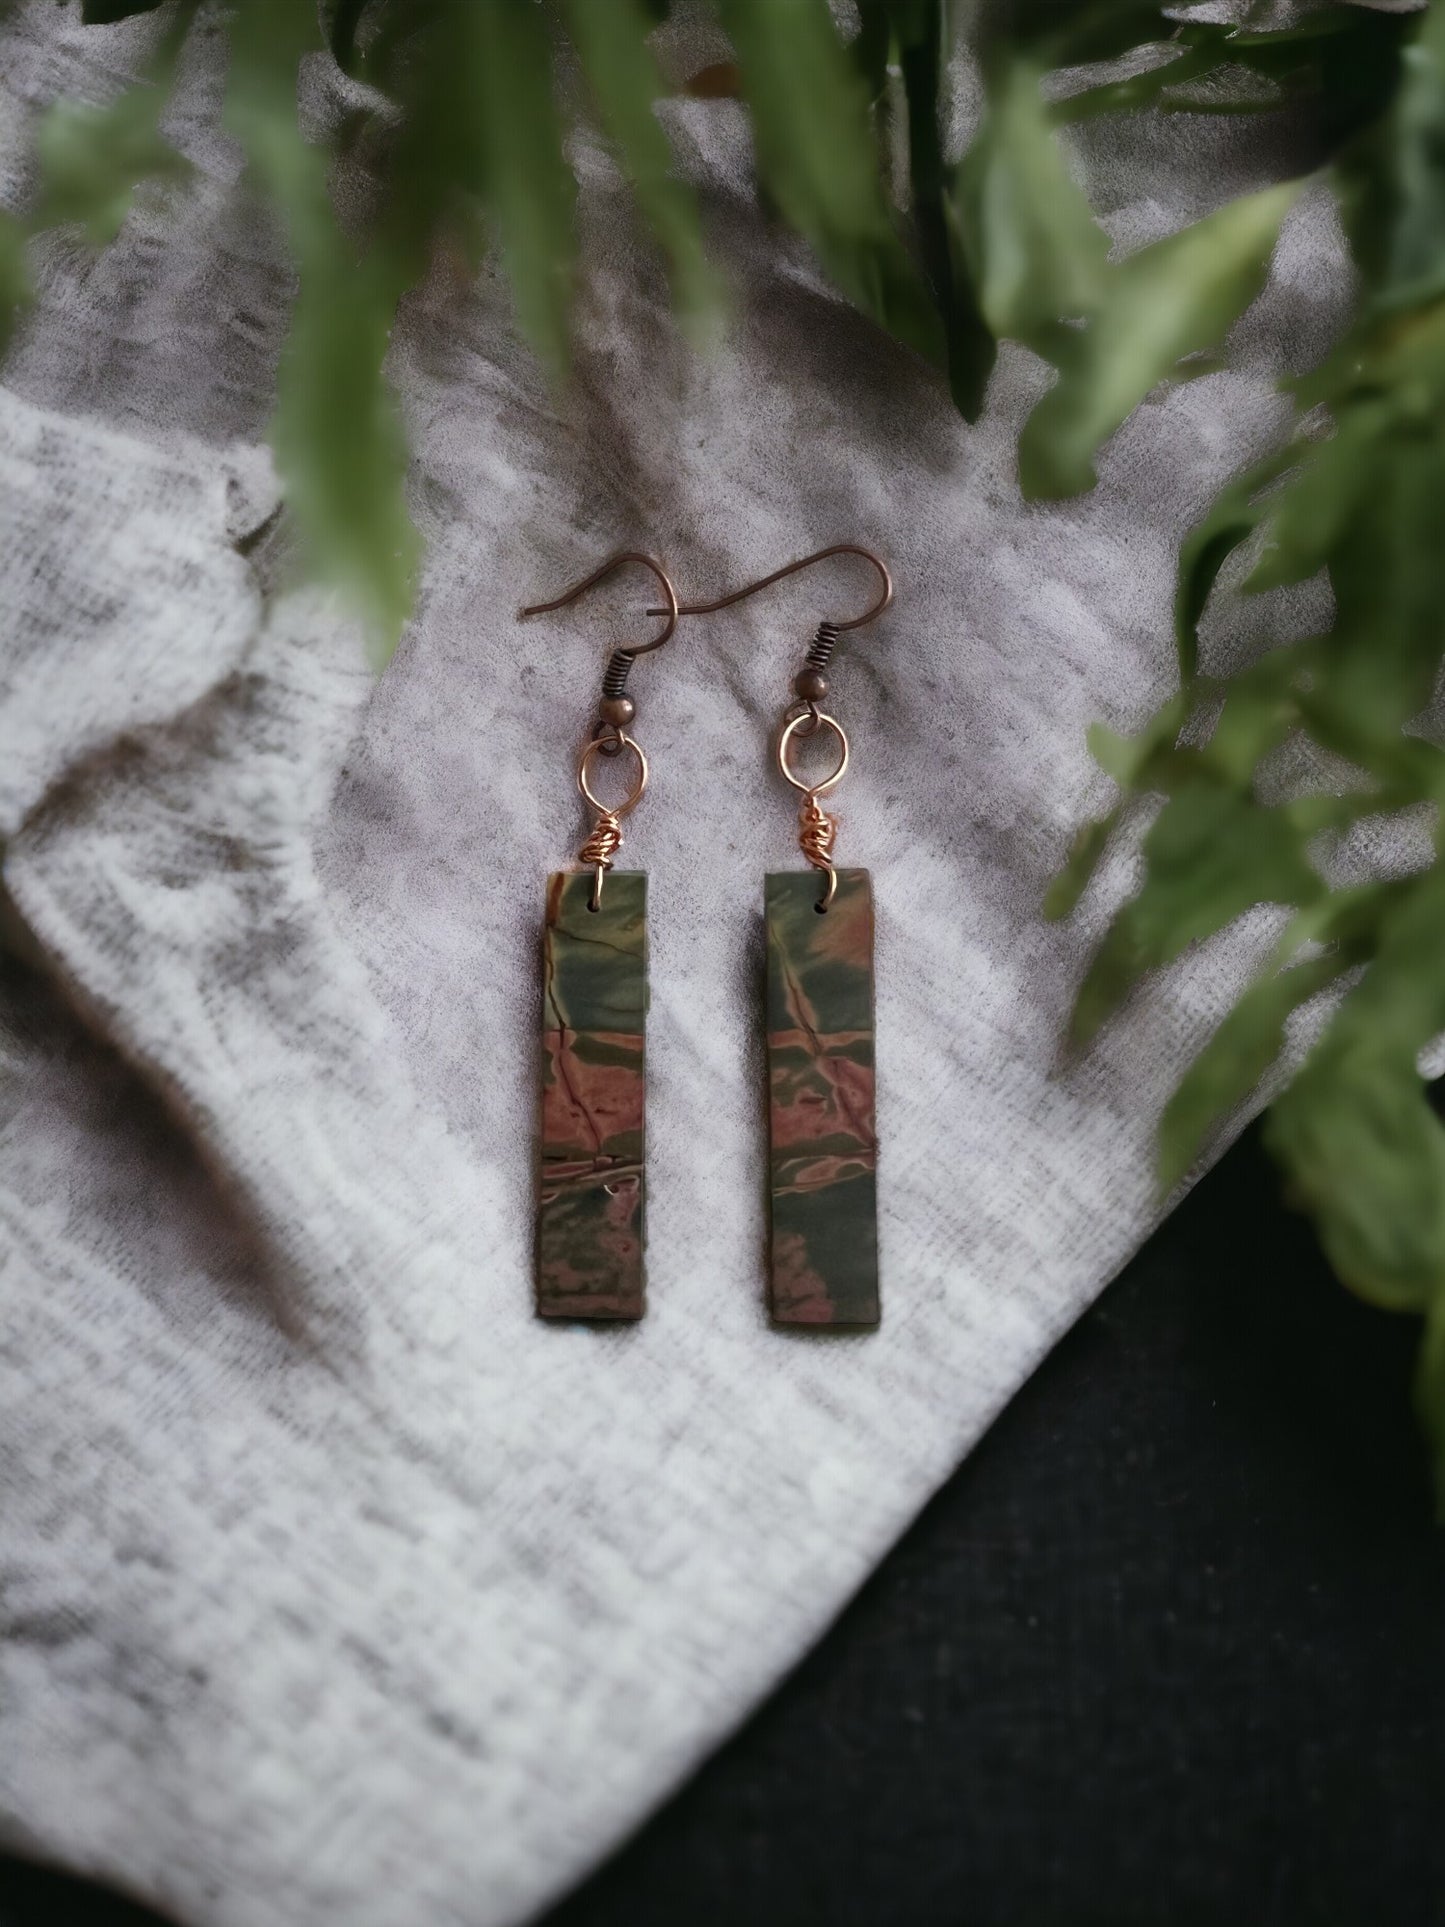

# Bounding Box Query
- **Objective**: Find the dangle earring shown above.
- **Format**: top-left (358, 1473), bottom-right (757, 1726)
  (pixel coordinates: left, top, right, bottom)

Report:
top-left (518, 553), bottom-right (678, 1323)
top-left (662, 546), bottom-right (889, 1330)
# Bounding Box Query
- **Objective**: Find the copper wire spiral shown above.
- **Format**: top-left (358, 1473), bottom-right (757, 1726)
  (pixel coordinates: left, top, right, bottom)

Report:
top-left (575, 731), bottom-right (648, 911)
top-left (798, 790), bottom-right (839, 910)
top-left (578, 810), bottom-right (622, 911)
top-left (579, 810), bottom-right (623, 872)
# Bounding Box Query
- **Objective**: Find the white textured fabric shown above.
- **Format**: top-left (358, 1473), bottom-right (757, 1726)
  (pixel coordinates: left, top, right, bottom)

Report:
top-left (0, 8), bottom-right (1354, 1926)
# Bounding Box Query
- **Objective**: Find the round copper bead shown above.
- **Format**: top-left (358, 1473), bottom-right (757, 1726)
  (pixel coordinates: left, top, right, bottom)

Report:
top-left (599, 695), bottom-right (636, 728)
top-left (792, 667), bottom-right (829, 703)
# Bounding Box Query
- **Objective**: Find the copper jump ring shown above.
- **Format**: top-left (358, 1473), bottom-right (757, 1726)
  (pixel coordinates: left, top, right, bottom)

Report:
top-left (777, 711), bottom-right (849, 794)
top-left (578, 731), bottom-right (648, 815)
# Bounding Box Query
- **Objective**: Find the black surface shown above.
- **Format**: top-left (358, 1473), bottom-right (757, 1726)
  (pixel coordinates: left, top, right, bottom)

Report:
top-left (4, 1121), bottom-right (1442, 1927)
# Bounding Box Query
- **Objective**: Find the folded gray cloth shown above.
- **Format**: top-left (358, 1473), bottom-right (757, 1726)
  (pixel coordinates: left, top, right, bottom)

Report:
top-left (0, 7), bottom-right (1352, 1925)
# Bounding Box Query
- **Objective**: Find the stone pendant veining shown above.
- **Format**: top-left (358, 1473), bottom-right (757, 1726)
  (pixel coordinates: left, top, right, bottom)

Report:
top-left (537, 871), bottom-right (647, 1320)
top-left (764, 867), bottom-right (880, 1328)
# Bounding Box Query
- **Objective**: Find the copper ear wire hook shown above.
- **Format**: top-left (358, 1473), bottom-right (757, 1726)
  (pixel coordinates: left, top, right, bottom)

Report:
top-left (644, 543), bottom-right (892, 630)
top-left (519, 549), bottom-right (679, 652)
top-left (648, 544), bottom-right (890, 914)
top-left (519, 551), bottom-right (679, 912)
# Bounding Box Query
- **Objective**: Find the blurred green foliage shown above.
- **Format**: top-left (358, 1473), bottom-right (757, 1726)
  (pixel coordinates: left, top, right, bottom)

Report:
top-left (1047, 5), bottom-right (1445, 1499)
top-left (6, 0), bottom-right (1445, 1493)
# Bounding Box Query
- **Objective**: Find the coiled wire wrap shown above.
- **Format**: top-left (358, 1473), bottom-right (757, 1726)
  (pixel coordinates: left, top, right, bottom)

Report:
top-left (777, 709), bottom-right (849, 913)
top-left (578, 812), bottom-right (622, 911)
top-left (578, 810), bottom-right (623, 874)
top-left (576, 729), bottom-right (648, 911)
top-left (798, 792), bottom-right (839, 911)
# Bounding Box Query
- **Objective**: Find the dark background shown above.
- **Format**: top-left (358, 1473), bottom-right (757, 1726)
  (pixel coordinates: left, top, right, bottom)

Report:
top-left (4, 1119), bottom-right (1442, 1927)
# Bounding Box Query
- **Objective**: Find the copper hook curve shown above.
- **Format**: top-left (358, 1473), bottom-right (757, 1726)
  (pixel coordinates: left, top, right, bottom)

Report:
top-left (518, 550), bottom-right (679, 655)
top-left (646, 544), bottom-right (892, 633)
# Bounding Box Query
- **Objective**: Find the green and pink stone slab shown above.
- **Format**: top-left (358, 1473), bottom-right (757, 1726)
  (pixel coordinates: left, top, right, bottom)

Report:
top-left (765, 867), bottom-right (880, 1329)
top-left (537, 870), bottom-right (647, 1320)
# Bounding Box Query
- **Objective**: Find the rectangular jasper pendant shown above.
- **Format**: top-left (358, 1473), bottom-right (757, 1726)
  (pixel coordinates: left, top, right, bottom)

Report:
top-left (537, 871), bottom-right (647, 1320)
top-left (765, 868), bottom-right (880, 1328)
